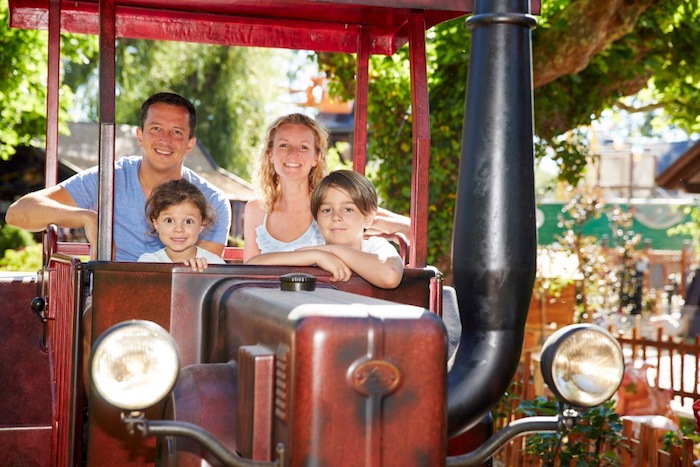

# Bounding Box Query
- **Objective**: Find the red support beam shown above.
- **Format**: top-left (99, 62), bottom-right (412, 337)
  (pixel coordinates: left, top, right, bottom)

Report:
top-left (408, 11), bottom-right (430, 268)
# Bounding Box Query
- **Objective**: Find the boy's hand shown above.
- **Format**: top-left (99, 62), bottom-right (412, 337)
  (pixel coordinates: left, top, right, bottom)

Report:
top-left (312, 250), bottom-right (351, 282)
top-left (183, 257), bottom-right (208, 272)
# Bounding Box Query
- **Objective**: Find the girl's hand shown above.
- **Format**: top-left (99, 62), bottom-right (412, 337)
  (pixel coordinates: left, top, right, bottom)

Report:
top-left (183, 257), bottom-right (208, 272)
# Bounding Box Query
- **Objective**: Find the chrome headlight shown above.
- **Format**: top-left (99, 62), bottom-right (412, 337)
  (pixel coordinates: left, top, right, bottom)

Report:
top-left (540, 324), bottom-right (624, 408)
top-left (91, 320), bottom-right (180, 411)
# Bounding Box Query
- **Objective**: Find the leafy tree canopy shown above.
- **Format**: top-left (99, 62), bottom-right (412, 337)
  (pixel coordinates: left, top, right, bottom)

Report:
top-left (2, 0), bottom-right (698, 271)
top-left (0, 0), bottom-right (96, 160)
top-left (319, 0), bottom-right (700, 269)
top-left (63, 39), bottom-right (285, 179)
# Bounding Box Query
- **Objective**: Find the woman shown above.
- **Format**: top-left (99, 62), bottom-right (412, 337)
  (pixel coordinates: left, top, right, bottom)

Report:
top-left (244, 113), bottom-right (411, 263)
top-left (244, 113), bottom-right (329, 262)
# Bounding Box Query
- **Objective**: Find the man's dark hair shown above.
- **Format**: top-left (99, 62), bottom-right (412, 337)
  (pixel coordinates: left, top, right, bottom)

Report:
top-left (139, 92), bottom-right (197, 138)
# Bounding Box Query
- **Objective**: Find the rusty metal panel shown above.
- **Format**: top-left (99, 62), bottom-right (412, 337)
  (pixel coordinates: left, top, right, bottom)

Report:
top-left (237, 345), bottom-right (275, 461)
top-left (221, 286), bottom-right (447, 466)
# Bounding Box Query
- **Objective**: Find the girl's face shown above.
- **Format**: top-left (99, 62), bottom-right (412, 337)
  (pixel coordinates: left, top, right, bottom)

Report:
top-left (315, 186), bottom-right (374, 250)
top-left (269, 123), bottom-right (318, 182)
top-left (152, 201), bottom-right (205, 262)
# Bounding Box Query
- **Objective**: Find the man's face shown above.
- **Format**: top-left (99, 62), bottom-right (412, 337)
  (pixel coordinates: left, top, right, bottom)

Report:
top-left (137, 102), bottom-right (196, 176)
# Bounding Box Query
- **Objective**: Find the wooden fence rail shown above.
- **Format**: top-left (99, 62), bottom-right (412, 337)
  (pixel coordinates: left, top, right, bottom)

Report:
top-left (612, 327), bottom-right (700, 410)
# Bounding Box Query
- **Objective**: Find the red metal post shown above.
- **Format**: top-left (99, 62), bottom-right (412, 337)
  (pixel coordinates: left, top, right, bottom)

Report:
top-left (353, 26), bottom-right (370, 175)
top-left (45, 0), bottom-right (61, 188)
top-left (98, 0), bottom-right (116, 261)
top-left (408, 11), bottom-right (430, 268)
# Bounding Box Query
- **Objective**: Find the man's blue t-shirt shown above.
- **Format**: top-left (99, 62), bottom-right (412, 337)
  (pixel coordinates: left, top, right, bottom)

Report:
top-left (60, 156), bottom-right (232, 261)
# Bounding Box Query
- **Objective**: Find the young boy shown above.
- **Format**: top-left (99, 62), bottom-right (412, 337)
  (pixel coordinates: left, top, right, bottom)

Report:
top-left (246, 170), bottom-right (404, 288)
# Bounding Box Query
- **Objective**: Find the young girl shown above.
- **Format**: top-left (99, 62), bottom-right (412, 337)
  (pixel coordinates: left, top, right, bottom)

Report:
top-left (246, 170), bottom-right (404, 288)
top-left (138, 179), bottom-right (225, 271)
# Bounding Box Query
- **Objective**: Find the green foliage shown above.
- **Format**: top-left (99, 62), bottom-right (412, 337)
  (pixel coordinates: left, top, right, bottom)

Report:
top-left (4, 0), bottom-right (699, 274)
top-left (668, 205), bottom-right (700, 256)
top-left (0, 223), bottom-right (36, 257)
top-left (491, 378), bottom-right (525, 424)
top-left (318, 0), bottom-right (700, 272)
top-left (518, 398), bottom-right (628, 466)
top-left (65, 39), bottom-right (285, 181)
top-left (534, 0), bottom-right (700, 136)
top-left (0, 0), bottom-right (96, 161)
top-left (0, 243), bottom-right (41, 272)
top-left (554, 186), bottom-right (652, 322)
top-left (0, 0), bottom-right (48, 160)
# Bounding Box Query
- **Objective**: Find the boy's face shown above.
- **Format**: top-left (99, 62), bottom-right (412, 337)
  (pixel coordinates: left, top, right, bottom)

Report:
top-left (316, 186), bottom-right (374, 250)
top-left (152, 201), bottom-right (205, 261)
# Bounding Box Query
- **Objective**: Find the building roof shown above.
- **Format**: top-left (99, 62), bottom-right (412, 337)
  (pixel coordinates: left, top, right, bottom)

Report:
top-left (61, 122), bottom-right (254, 202)
top-left (656, 140), bottom-right (700, 193)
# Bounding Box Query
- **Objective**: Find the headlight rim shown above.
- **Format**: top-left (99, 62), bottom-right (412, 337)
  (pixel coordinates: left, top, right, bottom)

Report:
top-left (90, 319), bottom-right (180, 411)
top-left (540, 323), bottom-right (624, 409)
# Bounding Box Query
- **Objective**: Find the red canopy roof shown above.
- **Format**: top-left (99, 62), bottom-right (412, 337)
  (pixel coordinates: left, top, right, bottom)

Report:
top-left (9, 0), bottom-right (478, 54)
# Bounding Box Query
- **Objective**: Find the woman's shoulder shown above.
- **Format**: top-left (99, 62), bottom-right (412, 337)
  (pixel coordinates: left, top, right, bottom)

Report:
top-left (244, 199), bottom-right (265, 218)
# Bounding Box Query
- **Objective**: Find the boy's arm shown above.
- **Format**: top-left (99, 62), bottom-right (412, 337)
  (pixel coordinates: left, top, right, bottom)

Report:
top-left (245, 249), bottom-right (352, 282)
top-left (309, 244), bottom-right (404, 289)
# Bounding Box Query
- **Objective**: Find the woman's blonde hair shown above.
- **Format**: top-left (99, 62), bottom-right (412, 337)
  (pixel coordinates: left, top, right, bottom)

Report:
top-left (253, 113), bottom-right (329, 212)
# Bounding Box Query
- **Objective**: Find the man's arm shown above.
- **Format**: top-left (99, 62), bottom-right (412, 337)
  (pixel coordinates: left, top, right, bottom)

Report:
top-left (6, 185), bottom-right (98, 255)
top-left (245, 249), bottom-right (352, 283)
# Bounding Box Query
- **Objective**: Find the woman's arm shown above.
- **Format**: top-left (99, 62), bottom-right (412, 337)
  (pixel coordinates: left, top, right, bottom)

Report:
top-left (365, 207), bottom-right (411, 243)
top-left (243, 200), bottom-right (265, 262)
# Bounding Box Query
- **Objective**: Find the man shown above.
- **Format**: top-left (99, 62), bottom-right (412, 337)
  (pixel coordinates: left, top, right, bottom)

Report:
top-left (6, 92), bottom-right (232, 261)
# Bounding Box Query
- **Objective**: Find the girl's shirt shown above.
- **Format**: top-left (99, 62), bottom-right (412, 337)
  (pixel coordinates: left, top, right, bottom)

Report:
top-left (137, 246), bottom-right (226, 264)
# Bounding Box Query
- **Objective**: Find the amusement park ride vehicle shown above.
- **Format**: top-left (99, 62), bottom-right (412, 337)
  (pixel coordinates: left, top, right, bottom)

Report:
top-left (2, 0), bottom-right (625, 465)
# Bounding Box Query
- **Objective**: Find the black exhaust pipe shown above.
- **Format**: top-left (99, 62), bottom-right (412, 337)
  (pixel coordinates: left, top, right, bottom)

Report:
top-left (447, 0), bottom-right (538, 437)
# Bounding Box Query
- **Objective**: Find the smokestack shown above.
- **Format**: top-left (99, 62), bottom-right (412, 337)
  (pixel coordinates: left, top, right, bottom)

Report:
top-left (447, 0), bottom-right (537, 436)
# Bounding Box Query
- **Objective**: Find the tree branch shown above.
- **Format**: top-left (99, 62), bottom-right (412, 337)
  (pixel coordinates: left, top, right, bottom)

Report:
top-left (615, 100), bottom-right (665, 113)
top-left (533, 0), bottom-right (659, 88)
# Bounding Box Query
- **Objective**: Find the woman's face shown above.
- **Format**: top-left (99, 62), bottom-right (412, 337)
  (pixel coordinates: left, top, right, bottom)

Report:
top-left (269, 123), bottom-right (318, 182)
